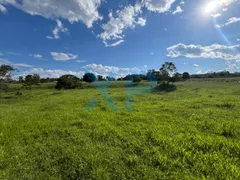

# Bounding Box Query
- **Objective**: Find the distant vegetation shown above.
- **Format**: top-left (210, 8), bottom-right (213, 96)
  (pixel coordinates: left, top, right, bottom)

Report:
top-left (1, 62), bottom-right (239, 92)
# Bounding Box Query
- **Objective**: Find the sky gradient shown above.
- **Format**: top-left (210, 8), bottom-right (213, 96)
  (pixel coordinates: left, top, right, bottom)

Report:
top-left (0, 0), bottom-right (240, 78)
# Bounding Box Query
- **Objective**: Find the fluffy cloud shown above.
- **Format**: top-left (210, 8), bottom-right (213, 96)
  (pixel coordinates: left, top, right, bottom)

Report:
top-left (215, 17), bottom-right (240, 28)
top-left (0, 3), bottom-right (6, 13)
top-left (98, 0), bottom-right (177, 47)
top-left (0, 0), bottom-right (102, 28)
top-left (167, 43), bottom-right (240, 60)
top-left (18, 68), bottom-right (85, 78)
top-left (83, 64), bottom-right (146, 78)
top-left (172, 6), bottom-right (183, 15)
top-left (136, 17), bottom-right (147, 26)
top-left (47, 19), bottom-right (68, 40)
top-left (143, 0), bottom-right (176, 13)
top-left (98, 4), bottom-right (144, 44)
top-left (51, 52), bottom-right (78, 61)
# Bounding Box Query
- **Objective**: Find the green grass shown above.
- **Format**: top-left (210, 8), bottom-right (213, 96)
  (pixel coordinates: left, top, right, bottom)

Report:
top-left (0, 81), bottom-right (240, 179)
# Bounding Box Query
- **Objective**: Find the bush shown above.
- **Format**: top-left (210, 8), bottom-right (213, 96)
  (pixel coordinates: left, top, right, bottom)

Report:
top-left (55, 75), bottom-right (82, 90)
top-left (133, 76), bottom-right (141, 83)
top-left (83, 73), bottom-right (96, 83)
top-left (156, 83), bottom-right (176, 92)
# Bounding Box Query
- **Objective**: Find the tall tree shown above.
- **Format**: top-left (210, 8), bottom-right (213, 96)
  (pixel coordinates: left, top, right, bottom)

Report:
top-left (24, 74), bottom-right (41, 90)
top-left (32, 74), bottom-right (40, 85)
top-left (158, 62), bottom-right (177, 85)
top-left (0, 65), bottom-right (15, 90)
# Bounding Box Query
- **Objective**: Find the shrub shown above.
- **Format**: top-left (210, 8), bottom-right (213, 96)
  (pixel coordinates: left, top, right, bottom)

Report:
top-left (133, 76), bottom-right (141, 83)
top-left (55, 75), bottom-right (82, 90)
top-left (182, 72), bottom-right (190, 80)
top-left (83, 73), bottom-right (96, 83)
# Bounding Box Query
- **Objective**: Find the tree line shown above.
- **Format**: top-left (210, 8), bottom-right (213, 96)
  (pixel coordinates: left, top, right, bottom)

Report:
top-left (1, 62), bottom-right (240, 91)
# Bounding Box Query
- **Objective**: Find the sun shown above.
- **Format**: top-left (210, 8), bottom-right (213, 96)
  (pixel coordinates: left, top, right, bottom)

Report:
top-left (205, 1), bottom-right (219, 13)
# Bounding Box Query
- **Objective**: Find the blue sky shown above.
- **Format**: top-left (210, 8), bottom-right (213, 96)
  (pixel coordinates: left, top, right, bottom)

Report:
top-left (0, 0), bottom-right (240, 78)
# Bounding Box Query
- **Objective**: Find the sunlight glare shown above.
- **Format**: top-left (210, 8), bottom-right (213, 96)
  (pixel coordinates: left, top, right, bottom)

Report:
top-left (205, 1), bottom-right (218, 13)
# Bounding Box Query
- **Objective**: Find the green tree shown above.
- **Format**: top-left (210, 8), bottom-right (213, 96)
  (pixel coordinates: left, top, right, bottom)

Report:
top-left (83, 73), bottom-right (96, 83)
top-left (182, 72), bottom-right (190, 80)
top-left (158, 62), bottom-right (177, 85)
top-left (55, 75), bottom-right (82, 90)
top-left (132, 76), bottom-right (141, 84)
top-left (147, 69), bottom-right (158, 81)
top-left (170, 72), bottom-right (181, 83)
top-left (19, 76), bottom-right (24, 83)
top-left (24, 74), bottom-right (40, 90)
top-left (97, 75), bottom-right (105, 81)
top-left (0, 65), bottom-right (15, 90)
top-left (32, 74), bottom-right (40, 85)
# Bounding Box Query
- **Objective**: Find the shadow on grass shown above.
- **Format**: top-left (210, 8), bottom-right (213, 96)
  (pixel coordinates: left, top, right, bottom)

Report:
top-left (154, 83), bottom-right (177, 92)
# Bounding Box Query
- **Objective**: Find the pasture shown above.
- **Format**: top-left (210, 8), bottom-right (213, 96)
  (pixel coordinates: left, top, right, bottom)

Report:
top-left (0, 80), bottom-right (240, 179)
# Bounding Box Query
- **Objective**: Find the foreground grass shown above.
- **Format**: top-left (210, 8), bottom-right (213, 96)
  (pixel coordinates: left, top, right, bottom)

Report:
top-left (0, 81), bottom-right (240, 179)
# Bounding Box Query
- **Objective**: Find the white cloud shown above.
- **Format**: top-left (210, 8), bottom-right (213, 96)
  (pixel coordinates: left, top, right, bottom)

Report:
top-left (237, 38), bottom-right (240, 41)
top-left (194, 64), bottom-right (199, 67)
top-left (143, 0), bottom-right (176, 13)
top-left (97, 0), bottom-right (176, 47)
top-left (225, 60), bottom-right (240, 70)
top-left (0, 58), bottom-right (10, 65)
top-left (136, 17), bottom-right (146, 26)
top-left (144, 65), bottom-right (148, 68)
top-left (30, 54), bottom-right (43, 59)
top-left (172, 6), bottom-right (183, 15)
top-left (205, 0), bottom-right (238, 13)
top-left (18, 68), bottom-right (85, 78)
top-left (47, 19), bottom-right (68, 40)
top-left (211, 13), bottom-right (221, 18)
top-left (34, 54), bottom-right (42, 59)
top-left (0, 3), bottom-right (6, 13)
top-left (180, 1), bottom-right (185, 5)
top-left (222, 8), bottom-right (228, 11)
top-left (215, 17), bottom-right (240, 28)
top-left (83, 64), bottom-right (146, 78)
top-left (76, 60), bottom-right (86, 63)
top-left (167, 43), bottom-right (240, 60)
top-left (51, 52), bottom-right (78, 61)
top-left (103, 40), bottom-right (125, 47)
top-left (98, 4), bottom-right (143, 44)
top-left (0, 58), bottom-right (32, 68)
top-left (0, 0), bottom-right (102, 28)
top-left (13, 63), bottom-right (33, 68)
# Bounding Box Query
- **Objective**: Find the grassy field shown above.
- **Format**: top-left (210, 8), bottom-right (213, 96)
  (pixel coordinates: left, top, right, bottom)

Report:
top-left (0, 80), bottom-right (240, 179)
